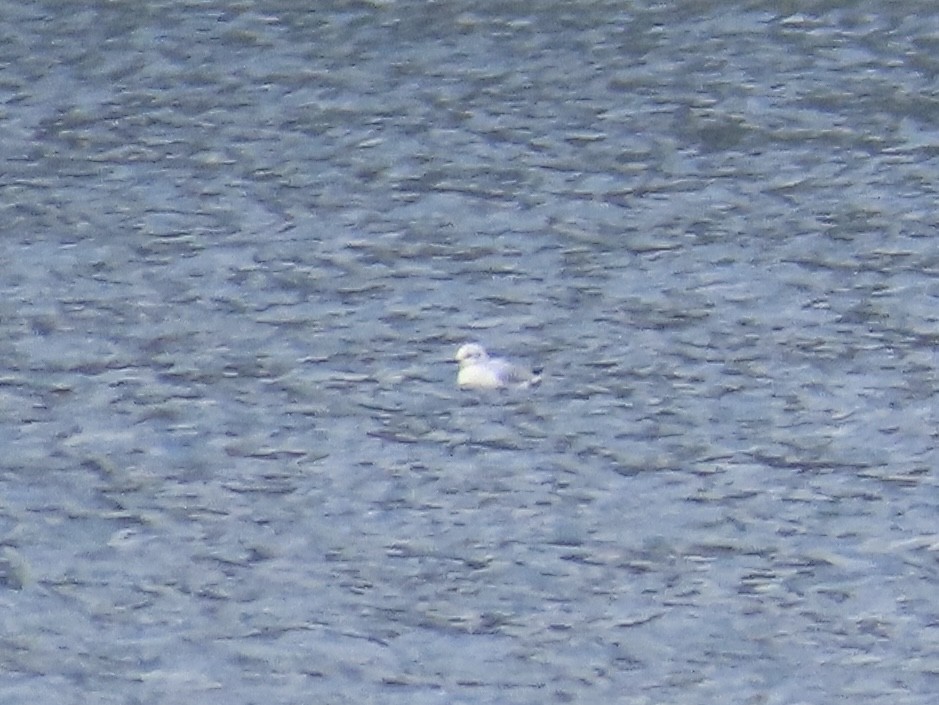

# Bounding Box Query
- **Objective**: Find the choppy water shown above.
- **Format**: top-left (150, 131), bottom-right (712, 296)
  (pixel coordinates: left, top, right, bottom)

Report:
top-left (2, 1), bottom-right (938, 703)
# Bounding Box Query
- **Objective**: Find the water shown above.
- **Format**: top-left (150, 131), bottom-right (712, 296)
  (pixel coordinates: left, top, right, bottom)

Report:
top-left (1, 1), bottom-right (938, 703)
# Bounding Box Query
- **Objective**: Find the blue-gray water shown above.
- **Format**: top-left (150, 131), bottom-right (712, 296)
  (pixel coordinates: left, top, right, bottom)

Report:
top-left (2, 1), bottom-right (938, 703)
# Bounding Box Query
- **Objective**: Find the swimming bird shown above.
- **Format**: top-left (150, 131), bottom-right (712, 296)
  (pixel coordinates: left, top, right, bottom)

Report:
top-left (455, 343), bottom-right (541, 389)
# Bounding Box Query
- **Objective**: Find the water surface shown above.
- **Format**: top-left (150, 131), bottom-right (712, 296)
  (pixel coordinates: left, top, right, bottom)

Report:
top-left (1, 2), bottom-right (938, 703)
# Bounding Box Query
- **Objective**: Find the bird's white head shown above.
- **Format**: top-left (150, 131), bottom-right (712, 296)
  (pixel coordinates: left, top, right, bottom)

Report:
top-left (455, 343), bottom-right (489, 367)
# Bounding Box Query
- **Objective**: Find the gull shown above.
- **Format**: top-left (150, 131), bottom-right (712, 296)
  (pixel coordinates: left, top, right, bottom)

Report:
top-left (455, 343), bottom-right (542, 390)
